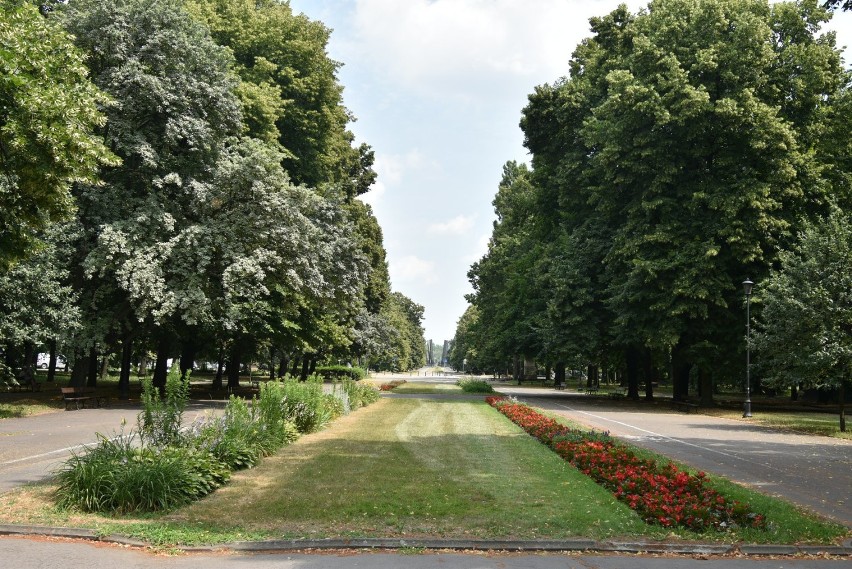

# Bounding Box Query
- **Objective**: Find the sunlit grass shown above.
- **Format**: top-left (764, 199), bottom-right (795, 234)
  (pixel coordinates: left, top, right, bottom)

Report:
top-left (702, 409), bottom-right (851, 440)
top-left (389, 382), bottom-right (464, 394)
top-left (0, 399), bottom-right (62, 419)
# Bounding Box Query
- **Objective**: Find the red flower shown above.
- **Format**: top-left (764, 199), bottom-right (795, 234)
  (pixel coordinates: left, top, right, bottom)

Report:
top-left (488, 398), bottom-right (766, 532)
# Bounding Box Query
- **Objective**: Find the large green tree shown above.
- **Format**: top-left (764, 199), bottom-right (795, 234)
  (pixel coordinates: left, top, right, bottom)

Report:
top-left (0, 0), bottom-right (115, 268)
top-left (513, 0), bottom-right (849, 402)
top-left (754, 210), bottom-right (851, 431)
top-left (185, 0), bottom-right (376, 199)
top-left (59, 0), bottom-right (242, 386)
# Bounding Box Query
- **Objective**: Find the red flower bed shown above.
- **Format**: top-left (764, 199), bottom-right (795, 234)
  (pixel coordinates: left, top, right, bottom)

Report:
top-left (486, 396), bottom-right (765, 532)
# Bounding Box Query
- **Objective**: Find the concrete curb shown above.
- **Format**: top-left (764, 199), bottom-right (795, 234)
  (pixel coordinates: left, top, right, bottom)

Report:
top-left (1, 525), bottom-right (850, 556)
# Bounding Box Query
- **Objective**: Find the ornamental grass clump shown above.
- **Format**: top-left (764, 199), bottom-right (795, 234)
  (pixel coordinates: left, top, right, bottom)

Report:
top-left (54, 430), bottom-right (230, 513)
top-left (486, 396), bottom-right (766, 532)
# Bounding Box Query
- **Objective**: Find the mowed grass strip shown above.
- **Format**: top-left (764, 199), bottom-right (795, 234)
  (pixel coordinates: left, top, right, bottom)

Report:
top-left (388, 381), bottom-right (464, 394)
top-left (167, 397), bottom-right (649, 540)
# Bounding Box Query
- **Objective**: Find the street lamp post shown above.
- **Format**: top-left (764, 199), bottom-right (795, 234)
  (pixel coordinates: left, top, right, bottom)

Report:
top-left (743, 278), bottom-right (754, 418)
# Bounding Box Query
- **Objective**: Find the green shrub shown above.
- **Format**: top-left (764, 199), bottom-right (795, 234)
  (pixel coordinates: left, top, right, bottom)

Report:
top-left (54, 433), bottom-right (230, 513)
top-left (323, 393), bottom-right (345, 420)
top-left (457, 378), bottom-right (494, 393)
top-left (314, 365), bottom-right (366, 381)
top-left (343, 378), bottom-right (380, 408)
top-left (279, 376), bottom-right (330, 433)
top-left (139, 365), bottom-right (189, 447)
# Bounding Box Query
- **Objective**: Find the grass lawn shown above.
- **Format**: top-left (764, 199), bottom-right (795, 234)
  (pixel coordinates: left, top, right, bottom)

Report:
top-left (0, 399), bottom-right (62, 419)
top-left (0, 397), bottom-right (845, 547)
top-left (388, 381), bottom-right (465, 394)
top-left (702, 408), bottom-right (851, 440)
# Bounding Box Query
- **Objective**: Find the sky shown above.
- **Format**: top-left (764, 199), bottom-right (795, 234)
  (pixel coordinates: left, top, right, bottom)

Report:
top-left (287, 0), bottom-right (852, 345)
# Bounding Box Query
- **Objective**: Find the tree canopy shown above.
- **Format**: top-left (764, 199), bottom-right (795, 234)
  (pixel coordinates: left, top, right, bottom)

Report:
top-left (0, 0), bottom-right (116, 268)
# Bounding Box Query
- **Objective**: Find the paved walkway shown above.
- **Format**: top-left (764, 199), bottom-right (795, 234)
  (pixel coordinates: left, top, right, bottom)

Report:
top-left (0, 401), bottom-right (225, 493)
top-left (497, 386), bottom-right (852, 527)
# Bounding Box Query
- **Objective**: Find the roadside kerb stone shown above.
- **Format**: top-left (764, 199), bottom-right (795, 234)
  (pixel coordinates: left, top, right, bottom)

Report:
top-left (2, 525), bottom-right (850, 556)
top-left (598, 541), bottom-right (733, 555)
top-left (205, 538), bottom-right (601, 553)
top-left (737, 544), bottom-right (800, 555)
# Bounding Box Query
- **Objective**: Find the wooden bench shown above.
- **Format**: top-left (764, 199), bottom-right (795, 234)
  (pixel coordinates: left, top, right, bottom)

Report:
top-left (671, 400), bottom-right (699, 413)
top-left (584, 386), bottom-right (600, 395)
top-left (60, 387), bottom-right (107, 410)
top-left (60, 387), bottom-right (92, 410)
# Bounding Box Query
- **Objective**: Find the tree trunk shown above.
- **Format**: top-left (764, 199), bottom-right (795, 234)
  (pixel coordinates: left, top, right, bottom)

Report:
top-left (299, 357), bottom-right (310, 381)
top-left (86, 348), bottom-right (98, 387)
top-left (69, 348), bottom-right (88, 387)
top-left (308, 357), bottom-right (317, 377)
top-left (180, 340), bottom-right (196, 381)
top-left (227, 343), bottom-right (242, 389)
top-left (554, 361), bottom-right (566, 388)
top-left (119, 336), bottom-right (132, 400)
top-left (22, 342), bottom-right (36, 390)
top-left (99, 355), bottom-right (109, 381)
top-left (840, 380), bottom-right (847, 433)
top-left (269, 347), bottom-right (275, 381)
top-left (642, 349), bottom-right (655, 401)
top-left (671, 345), bottom-right (691, 402)
top-left (626, 346), bottom-right (640, 400)
top-left (791, 383), bottom-right (798, 401)
top-left (291, 356), bottom-right (301, 377)
top-left (152, 338), bottom-right (170, 389)
top-left (277, 354), bottom-right (289, 379)
top-left (46, 338), bottom-right (57, 383)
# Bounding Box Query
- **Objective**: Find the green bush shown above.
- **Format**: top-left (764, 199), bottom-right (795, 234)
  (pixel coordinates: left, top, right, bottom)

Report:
top-left (279, 376), bottom-right (331, 433)
top-left (457, 378), bottom-right (494, 393)
top-left (314, 365), bottom-right (366, 381)
top-left (54, 433), bottom-right (229, 513)
top-left (323, 393), bottom-right (345, 420)
top-left (139, 366), bottom-right (189, 447)
top-left (343, 378), bottom-right (380, 408)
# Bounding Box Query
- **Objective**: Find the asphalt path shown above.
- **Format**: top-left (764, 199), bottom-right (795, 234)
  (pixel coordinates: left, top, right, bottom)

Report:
top-left (0, 400), bottom-right (225, 493)
top-left (1, 537), bottom-right (850, 569)
top-left (497, 386), bottom-right (852, 527)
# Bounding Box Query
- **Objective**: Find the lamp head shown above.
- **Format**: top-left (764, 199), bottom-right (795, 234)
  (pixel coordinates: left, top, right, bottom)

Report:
top-left (742, 279), bottom-right (754, 296)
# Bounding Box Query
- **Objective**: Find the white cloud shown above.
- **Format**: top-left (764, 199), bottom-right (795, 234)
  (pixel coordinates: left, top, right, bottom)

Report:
top-left (462, 232), bottom-right (492, 263)
top-left (348, 0), bottom-right (613, 100)
top-left (428, 214), bottom-right (477, 235)
top-left (358, 179), bottom-right (386, 207)
top-left (390, 254), bottom-right (437, 284)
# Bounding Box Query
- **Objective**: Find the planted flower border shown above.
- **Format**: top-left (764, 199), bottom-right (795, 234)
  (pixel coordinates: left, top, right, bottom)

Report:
top-left (486, 396), bottom-right (766, 533)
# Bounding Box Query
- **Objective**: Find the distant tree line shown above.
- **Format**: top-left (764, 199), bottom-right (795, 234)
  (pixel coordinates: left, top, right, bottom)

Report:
top-left (0, 0), bottom-right (425, 393)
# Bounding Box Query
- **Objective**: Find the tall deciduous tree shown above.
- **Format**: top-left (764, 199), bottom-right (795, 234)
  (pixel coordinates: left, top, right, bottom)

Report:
top-left (60, 0), bottom-right (242, 385)
top-left (755, 210), bottom-right (851, 431)
top-left (0, 0), bottom-right (115, 268)
top-left (511, 0), bottom-right (849, 401)
top-left (185, 0), bottom-right (376, 199)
